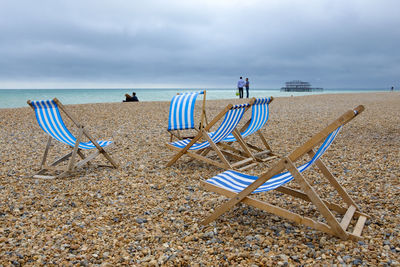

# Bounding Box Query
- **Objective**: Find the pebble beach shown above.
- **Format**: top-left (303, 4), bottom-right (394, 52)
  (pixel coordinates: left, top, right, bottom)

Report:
top-left (0, 92), bottom-right (399, 266)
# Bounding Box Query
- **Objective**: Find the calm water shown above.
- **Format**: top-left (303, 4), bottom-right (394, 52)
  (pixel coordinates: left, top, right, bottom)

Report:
top-left (0, 88), bottom-right (388, 109)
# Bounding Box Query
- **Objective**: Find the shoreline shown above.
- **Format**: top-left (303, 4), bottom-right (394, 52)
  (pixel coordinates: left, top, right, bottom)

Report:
top-left (0, 89), bottom-right (395, 109)
top-left (0, 91), bottom-right (397, 111)
top-left (1, 92), bottom-right (399, 265)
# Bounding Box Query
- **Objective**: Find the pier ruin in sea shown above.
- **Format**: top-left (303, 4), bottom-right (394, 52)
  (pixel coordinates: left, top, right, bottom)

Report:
top-left (281, 80), bottom-right (323, 92)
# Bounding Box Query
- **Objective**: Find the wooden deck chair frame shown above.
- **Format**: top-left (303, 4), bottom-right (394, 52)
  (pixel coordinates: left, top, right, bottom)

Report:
top-left (27, 98), bottom-right (118, 179)
top-left (166, 100), bottom-right (259, 171)
top-left (219, 96), bottom-right (277, 163)
top-left (201, 105), bottom-right (369, 240)
top-left (168, 90), bottom-right (208, 142)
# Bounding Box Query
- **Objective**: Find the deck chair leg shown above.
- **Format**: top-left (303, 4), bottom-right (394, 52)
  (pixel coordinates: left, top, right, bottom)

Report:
top-left (257, 131), bottom-right (273, 152)
top-left (285, 157), bottom-right (348, 240)
top-left (232, 129), bottom-right (256, 161)
top-left (77, 149), bottom-right (91, 165)
top-left (202, 130), bottom-right (232, 169)
top-left (68, 126), bottom-right (83, 171)
top-left (40, 136), bottom-right (52, 167)
top-left (308, 150), bottom-right (359, 209)
top-left (81, 128), bottom-right (118, 168)
top-left (199, 90), bottom-right (208, 129)
top-left (166, 130), bottom-right (205, 167)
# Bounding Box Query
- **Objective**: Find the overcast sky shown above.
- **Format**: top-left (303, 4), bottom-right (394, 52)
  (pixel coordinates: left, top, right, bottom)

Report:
top-left (0, 0), bottom-right (399, 89)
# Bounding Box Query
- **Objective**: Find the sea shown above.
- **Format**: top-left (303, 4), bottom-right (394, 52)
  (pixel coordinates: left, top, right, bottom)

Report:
top-left (0, 88), bottom-right (389, 109)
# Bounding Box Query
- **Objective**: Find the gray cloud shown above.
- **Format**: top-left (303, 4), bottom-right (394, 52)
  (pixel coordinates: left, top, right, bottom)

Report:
top-left (0, 0), bottom-right (399, 88)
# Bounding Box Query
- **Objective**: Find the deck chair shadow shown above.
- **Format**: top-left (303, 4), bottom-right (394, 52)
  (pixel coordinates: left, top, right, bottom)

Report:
top-left (166, 101), bottom-right (259, 171)
top-left (220, 97), bottom-right (277, 162)
top-left (27, 98), bottom-right (118, 179)
top-left (168, 90), bottom-right (208, 141)
top-left (201, 105), bottom-right (369, 240)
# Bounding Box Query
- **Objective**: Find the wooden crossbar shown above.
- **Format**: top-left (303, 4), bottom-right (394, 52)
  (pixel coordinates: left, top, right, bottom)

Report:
top-left (340, 205), bottom-right (356, 231)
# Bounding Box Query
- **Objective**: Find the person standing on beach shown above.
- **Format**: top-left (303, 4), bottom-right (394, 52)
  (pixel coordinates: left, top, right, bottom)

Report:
top-left (245, 78), bottom-right (250, 98)
top-left (237, 77), bottom-right (245, 99)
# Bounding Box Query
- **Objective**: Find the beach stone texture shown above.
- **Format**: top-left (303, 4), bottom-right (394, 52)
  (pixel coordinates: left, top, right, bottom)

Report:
top-left (0, 92), bottom-right (399, 265)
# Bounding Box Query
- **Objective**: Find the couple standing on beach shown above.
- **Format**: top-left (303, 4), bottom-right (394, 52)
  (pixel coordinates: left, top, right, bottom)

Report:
top-left (237, 77), bottom-right (250, 99)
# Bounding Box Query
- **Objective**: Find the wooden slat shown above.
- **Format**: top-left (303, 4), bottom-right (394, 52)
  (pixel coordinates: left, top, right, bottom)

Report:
top-left (75, 150), bottom-right (101, 168)
top-left (41, 166), bottom-right (68, 171)
top-left (353, 215), bottom-right (367, 237)
top-left (220, 150), bottom-right (247, 161)
top-left (231, 157), bottom-right (254, 167)
top-left (237, 162), bottom-right (258, 171)
top-left (254, 150), bottom-right (272, 157)
top-left (340, 205), bottom-right (356, 231)
top-left (33, 175), bottom-right (56, 179)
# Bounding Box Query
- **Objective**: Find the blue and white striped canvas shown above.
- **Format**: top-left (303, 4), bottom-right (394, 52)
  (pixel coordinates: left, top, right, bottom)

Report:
top-left (206, 126), bottom-right (342, 193)
top-left (30, 100), bottom-right (112, 149)
top-left (169, 103), bottom-right (250, 150)
top-left (168, 91), bottom-right (204, 131)
top-left (223, 97), bottom-right (271, 142)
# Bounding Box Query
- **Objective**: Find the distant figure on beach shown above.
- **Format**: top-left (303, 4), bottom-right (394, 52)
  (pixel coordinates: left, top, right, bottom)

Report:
top-left (237, 77), bottom-right (245, 99)
top-left (123, 93), bottom-right (131, 102)
top-left (391, 86), bottom-right (394, 91)
top-left (123, 92), bottom-right (139, 102)
top-left (131, 92), bottom-right (139, 102)
top-left (245, 78), bottom-right (250, 98)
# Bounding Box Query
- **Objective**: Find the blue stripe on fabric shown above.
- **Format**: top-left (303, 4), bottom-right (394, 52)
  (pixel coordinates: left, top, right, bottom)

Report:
top-left (206, 126), bottom-right (342, 193)
top-left (31, 99), bottom-right (112, 149)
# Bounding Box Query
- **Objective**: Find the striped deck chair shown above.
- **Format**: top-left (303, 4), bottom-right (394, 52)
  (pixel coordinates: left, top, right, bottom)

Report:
top-left (168, 90), bottom-right (208, 141)
top-left (166, 101), bottom-right (259, 171)
top-left (220, 96), bottom-right (277, 162)
top-left (27, 98), bottom-right (118, 179)
top-left (201, 105), bottom-right (369, 241)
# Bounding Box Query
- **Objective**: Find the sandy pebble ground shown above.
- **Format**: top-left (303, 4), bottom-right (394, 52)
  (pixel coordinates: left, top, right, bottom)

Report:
top-left (0, 92), bottom-right (399, 266)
